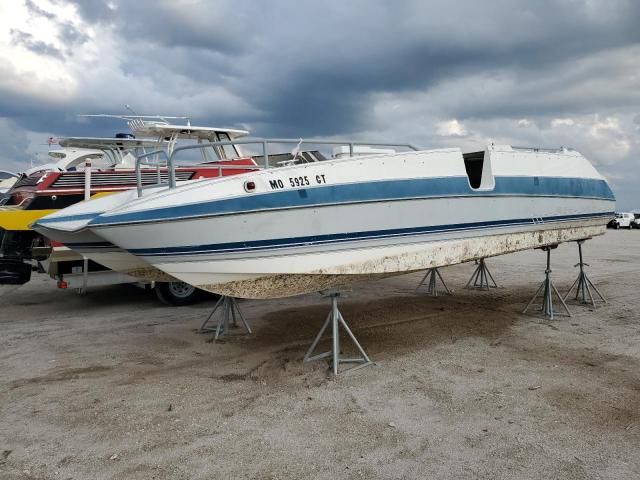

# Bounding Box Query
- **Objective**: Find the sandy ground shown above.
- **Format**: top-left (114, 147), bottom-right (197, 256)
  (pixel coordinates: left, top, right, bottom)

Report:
top-left (0, 231), bottom-right (639, 479)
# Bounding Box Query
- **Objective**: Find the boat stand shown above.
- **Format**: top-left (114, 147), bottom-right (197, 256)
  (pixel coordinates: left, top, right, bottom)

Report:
top-left (563, 239), bottom-right (606, 307)
top-left (465, 258), bottom-right (499, 290)
top-left (522, 245), bottom-right (571, 320)
top-left (416, 268), bottom-right (451, 296)
top-left (198, 296), bottom-right (252, 341)
top-left (304, 292), bottom-right (372, 376)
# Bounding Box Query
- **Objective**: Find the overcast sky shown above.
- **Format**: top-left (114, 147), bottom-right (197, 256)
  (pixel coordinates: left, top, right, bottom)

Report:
top-left (0, 0), bottom-right (638, 207)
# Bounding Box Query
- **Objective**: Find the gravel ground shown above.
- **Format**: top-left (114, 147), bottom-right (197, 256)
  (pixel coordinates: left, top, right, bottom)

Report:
top-left (0, 231), bottom-right (638, 479)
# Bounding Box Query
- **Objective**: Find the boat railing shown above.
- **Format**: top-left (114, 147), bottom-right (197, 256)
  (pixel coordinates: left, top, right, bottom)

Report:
top-left (134, 150), bottom-right (170, 196)
top-left (136, 138), bottom-right (418, 195)
top-left (511, 146), bottom-right (572, 153)
top-left (133, 149), bottom-right (263, 196)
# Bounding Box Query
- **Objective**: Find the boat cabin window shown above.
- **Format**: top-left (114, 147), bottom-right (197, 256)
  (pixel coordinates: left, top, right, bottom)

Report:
top-left (463, 151), bottom-right (486, 189)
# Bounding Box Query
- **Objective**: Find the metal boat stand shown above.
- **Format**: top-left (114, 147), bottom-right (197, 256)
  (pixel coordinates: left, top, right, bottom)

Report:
top-left (563, 239), bottom-right (606, 307)
top-left (198, 296), bottom-right (252, 341)
top-left (465, 258), bottom-right (499, 290)
top-left (304, 292), bottom-right (373, 376)
top-left (416, 268), bottom-right (451, 296)
top-left (522, 245), bottom-right (571, 320)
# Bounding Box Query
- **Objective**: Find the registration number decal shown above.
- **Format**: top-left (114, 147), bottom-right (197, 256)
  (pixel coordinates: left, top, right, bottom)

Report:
top-left (269, 174), bottom-right (327, 190)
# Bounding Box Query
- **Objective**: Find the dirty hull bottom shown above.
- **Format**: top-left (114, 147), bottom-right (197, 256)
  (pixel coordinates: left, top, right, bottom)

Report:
top-left (194, 224), bottom-right (606, 299)
top-left (112, 267), bottom-right (176, 283)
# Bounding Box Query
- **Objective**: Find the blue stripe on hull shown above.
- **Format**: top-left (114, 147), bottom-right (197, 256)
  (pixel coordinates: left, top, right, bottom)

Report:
top-left (89, 176), bottom-right (615, 227)
top-left (130, 211), bottom-right (613, 257)
top-left (65, 241), bottom-right (117, 249)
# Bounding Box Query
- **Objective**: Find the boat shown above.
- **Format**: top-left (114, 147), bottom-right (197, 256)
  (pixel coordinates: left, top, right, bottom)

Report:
top-left (1, 116), bottom-right (254, 289)
top-left (80, 141), bottom-right (615, 299)
top-left (33, 127), bottom-right (258, 282)
top-left (0, 138), bottom-right (151, 284)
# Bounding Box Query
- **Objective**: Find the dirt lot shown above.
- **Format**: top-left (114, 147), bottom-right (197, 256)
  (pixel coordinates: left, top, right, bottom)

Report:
top-left (1, 231), bottom-right (639, 479)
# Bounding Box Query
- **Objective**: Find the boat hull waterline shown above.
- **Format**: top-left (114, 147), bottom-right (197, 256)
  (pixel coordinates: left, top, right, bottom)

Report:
top-left (84, 147), bottom-right (615, 298)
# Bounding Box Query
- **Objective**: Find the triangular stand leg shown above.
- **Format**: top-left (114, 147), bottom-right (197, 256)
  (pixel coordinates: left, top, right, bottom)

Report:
top-left (563, 239), bottom-right (606, 307)
top-left (465, 258), bottom-right (499, 290)
top-left (304, 292), bottom-right (372, 376)
top-left (416, 268), bottom-right (451, 296)
top-left (198, 296), bottom-right (252, 341)
top-left (522, 246), bottom-right (571, 320)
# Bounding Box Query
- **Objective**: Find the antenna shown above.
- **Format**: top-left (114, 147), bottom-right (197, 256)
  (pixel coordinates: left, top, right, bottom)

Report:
top-left (124, 104), bottom-right (138, 116)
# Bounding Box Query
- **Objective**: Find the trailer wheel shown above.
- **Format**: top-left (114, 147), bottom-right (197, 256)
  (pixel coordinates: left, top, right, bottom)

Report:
top-left (155, 281), bottom-right (201, 306)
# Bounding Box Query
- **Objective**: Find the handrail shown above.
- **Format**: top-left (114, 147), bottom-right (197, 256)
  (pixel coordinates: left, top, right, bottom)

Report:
top-left (134, 150), bottom-right (261, 196)
top-left (511, 145), bottom-right (572, 153)
top-left (135, 149), bottom-right (169, 196)
top-left (162, 138), bottom-right (419, 191)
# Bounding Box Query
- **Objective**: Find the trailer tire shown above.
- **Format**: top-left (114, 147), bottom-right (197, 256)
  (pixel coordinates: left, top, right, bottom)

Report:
top-left (155, 281), bottom-right (201, 306)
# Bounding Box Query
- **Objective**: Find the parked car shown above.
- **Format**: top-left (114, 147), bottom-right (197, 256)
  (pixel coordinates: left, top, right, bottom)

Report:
top-left (632, 213), bottom-right (640, 229)
top-left (608, 212), bottom-right (635, 229)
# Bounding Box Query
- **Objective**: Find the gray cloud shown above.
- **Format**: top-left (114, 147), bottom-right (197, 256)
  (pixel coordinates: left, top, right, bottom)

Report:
top-left (10, 29), bottom-right (65, 60)
top-left (246, 0), bottom-right (640, 134)
top-left (58, 21), bottom-right (90, 47)
top-left (24, 0), bottom-right (57, 20)
top-left (0, 118), bottom-right (40, 173)
top-left (63, 0), bottom-right (116, 23)
top-left (70, 0), bottom-right (255, 54)
top-left (11, 3), bottom-right (92, 61)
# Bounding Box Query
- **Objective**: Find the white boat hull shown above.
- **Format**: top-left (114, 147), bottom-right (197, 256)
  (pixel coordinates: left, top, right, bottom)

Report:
top-left (87, 146), bottom-right (615, 298)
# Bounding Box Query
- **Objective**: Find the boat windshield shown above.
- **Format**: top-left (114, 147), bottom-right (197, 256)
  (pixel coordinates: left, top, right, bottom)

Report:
top-left (216, 132), bottom-right (239, 159)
